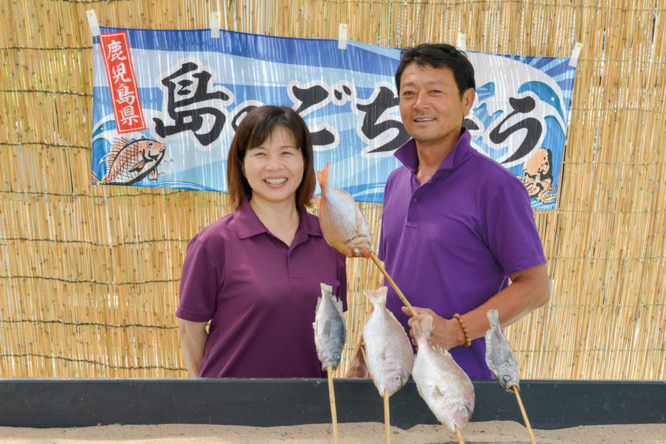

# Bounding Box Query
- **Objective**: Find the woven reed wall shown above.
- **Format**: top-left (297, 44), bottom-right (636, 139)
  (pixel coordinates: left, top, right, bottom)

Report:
top-left (0, 0), bottom-right (663, 380)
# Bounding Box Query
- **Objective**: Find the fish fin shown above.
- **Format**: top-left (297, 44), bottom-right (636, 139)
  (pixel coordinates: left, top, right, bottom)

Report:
top-left (354, 205), bottom-right (366, 233)
top-left (315, 161), bottom-right (329, 188)
top-left (413, 315), bottom-right (433, 341)
top-left (107, 137), bottom-right (130, 169)
top-left (487, 309), bottom-right (500, 329)
top-left (334, 297), bottom-right (344, 315)
top-left (130, 159), bottom-right (148, 172)
top-left (90, 171), bottom-right (100, 185)
top-left (149, 169), bottom-right (158, 180)
top-left (360, 343), bottom-right (368, 365)
top-left (434, 344), bottom-right (450, 356)
top-left (363, 286), bottom-right (387, 307)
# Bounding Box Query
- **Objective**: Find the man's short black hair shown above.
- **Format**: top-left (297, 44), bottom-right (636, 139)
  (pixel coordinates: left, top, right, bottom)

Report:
top-left (395, 43), bottom-right (476, 97)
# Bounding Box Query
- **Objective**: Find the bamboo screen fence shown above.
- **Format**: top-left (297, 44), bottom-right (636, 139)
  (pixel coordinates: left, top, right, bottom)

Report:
top-left (0, 0), bottom-right (664, 380)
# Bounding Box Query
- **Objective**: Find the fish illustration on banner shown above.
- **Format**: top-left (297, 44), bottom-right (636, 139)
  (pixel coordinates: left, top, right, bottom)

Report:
top-left (90, 138), bottom-right (166, 185)
top-left (91, 27), bottom-right (578, 208)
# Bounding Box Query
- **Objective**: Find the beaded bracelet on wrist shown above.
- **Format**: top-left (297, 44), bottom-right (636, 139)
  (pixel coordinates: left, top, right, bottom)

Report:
top-left (453, 313), bottom-right (472, 347)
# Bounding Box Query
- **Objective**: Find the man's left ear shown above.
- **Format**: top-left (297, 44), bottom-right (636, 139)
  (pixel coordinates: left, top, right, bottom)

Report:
top-left (462, 88), bottom-right (475, 115)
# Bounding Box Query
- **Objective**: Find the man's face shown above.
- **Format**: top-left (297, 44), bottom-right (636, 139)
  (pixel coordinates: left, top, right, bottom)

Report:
top-left (398, 63), bottom-right (474, 147)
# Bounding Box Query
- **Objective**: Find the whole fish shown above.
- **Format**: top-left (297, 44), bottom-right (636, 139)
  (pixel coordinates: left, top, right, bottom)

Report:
top-left (91, 138), bottom-right (166, 185)
top-left (412, 315), bottom-right (475, 433)
top-left (313, 283), bottom-right (347, 371)
top-left (362, 287), bottom-right (414, 397)
top-left (315, 162), bottom-right (373, 258)
top-left (485, 309), bottom-right (520, 391)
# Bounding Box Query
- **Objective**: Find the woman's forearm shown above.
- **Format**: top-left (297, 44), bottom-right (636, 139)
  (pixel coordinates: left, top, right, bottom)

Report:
top-left (178, 319), bottom-right (208, 377)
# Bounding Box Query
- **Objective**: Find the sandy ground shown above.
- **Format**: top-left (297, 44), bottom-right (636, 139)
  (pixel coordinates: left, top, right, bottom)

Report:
top-left (0, 422), bottom-right (664, 443)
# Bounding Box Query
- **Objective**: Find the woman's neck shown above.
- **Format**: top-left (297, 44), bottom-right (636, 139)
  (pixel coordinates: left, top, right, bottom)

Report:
top-left (249, 197), bottom-right (300, 246)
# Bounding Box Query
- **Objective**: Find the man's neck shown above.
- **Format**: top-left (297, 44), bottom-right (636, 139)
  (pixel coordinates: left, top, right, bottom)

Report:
top-left (414, 130), bottom-right (462, 184)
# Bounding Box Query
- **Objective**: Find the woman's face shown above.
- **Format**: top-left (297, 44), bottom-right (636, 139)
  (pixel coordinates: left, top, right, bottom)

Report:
top-left (242, 126), bottom-right (305, 207)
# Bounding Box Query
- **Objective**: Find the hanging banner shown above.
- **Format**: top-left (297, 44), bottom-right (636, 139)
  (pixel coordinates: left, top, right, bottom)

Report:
top-left (91, 27), bottom-right (578, 209)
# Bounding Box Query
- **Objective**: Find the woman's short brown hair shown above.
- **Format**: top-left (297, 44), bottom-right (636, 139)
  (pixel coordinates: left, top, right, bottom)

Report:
top-left (226, 105), bottom-right (315, 210)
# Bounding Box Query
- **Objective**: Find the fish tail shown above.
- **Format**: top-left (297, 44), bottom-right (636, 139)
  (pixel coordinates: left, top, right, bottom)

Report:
top-left (413, 315), bottom-right (433, 341)
top-left (315, 161), bottom-right (329, 189)
top-left (486, 309), bottom-right (500, 329)
top-left (320, 283), bottom-right (333, 298)
top-left (363, 286), bottom-right (387, 307)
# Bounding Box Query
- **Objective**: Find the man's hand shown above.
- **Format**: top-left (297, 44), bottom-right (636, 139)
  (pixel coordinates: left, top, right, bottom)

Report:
top-left (401, 306), bottom-right (465, 351)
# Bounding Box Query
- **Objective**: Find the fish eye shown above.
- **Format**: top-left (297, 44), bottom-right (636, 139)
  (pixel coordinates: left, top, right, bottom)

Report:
top-left (148, 142), bottom-right (154, 147)
top-left (393, 375), bottom-right (401, 383)
top-left (458, 406), bottom-right (468, 414)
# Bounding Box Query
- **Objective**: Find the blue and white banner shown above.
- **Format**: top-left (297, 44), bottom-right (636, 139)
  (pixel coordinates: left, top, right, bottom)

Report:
top-left (91, 27), bottom-right (578, 209)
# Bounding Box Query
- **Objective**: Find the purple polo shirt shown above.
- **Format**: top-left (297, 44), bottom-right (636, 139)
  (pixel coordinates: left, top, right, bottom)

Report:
top-left (177, 199), bottom-right (347, 378)
top-left (378, 128), bottom-right (546, 379)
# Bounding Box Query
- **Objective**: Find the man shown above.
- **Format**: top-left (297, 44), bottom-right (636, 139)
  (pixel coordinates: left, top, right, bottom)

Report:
top-left (349, 43), bottom-right (550, 379)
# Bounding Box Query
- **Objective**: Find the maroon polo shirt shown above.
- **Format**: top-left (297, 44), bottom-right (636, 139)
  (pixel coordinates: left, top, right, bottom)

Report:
top-left (379, 128), bottom-right (546, 379)
top-left (177, 199), bottom-right (347, 378)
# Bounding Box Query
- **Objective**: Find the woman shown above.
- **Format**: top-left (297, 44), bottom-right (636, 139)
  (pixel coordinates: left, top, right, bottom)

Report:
top-left (176, 106), bottom-right (347, 378)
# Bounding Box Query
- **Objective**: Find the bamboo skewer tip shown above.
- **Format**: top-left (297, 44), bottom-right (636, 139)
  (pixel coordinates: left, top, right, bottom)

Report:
top-left (511, 385), bottom-right (536, 444)
top-left (455, 425), bottom-right (465, 444)
top-left (326, 366), bottom-right (340, 444)
top-left (383, 391), bottom-right (390, 444)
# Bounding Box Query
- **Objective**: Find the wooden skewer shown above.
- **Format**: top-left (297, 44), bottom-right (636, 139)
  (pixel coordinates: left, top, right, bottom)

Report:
top-left (326, 366), bottom-right (340, 444)
top-left (511, 385), bottom-right (536, 444)
top-left (368, 252), bottom-right (417, 317)
top-left (455, 425), bottom-right (465, 444)
top-left (383, 391), bottom-right (390, 444)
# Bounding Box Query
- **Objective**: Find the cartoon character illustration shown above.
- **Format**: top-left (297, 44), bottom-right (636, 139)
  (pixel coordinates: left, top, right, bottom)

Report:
top-left (518, 148), bottom-right (556, 204)
top-left (91, 138), bottom-right (167, 185)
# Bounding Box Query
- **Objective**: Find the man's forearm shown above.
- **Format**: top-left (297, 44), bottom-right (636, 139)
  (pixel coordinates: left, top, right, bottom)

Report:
top-left (462, 264), bottom-right (550, 344)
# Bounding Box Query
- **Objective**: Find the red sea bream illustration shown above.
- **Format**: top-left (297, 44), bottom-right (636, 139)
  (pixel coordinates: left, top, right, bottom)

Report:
top-left (91, 138), bottom-right (167, 185)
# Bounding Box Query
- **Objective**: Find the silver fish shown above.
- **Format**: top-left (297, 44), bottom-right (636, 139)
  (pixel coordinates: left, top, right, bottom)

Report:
top-left (313, 283), bottom-right (347, 371)
top-left (91, 138), bottom-right (166, 185)
top-left (485, 309), bottom-right (520, 391)
top-left (412, 315), bottom-right (475, 433)
top-left (362, 286), bottom-right (414, 396)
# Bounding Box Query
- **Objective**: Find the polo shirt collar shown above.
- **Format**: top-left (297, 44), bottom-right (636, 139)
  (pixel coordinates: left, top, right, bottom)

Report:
top-left (299, 207), bottom-right (324, 237)
top-left (394, 127), bottom-right (474, 175)
top-left (235, 198), bottom-right (268, 239)
top-left (235, 197), bottom-right (323, 240)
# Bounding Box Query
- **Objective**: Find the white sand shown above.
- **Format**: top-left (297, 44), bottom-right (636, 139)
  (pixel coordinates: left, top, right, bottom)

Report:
top-left (0, 422), bottom-right (664, 443)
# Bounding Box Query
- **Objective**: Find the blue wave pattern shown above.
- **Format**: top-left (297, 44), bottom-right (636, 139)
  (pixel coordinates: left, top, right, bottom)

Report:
top-left (91, 28), bottom-right (577, 208)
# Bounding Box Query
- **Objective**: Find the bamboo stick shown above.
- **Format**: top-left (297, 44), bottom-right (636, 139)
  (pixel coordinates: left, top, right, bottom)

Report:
top-left (368, 253), bottom-right (416, 317)
top-left (327, 365), bottom-right (340, 444)
top-left (511, 386), bottom-right (536, 444)
top-left (454, 425), bottom-right (464, 444)
top-left (383, 391), bottom-right (390, 444)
